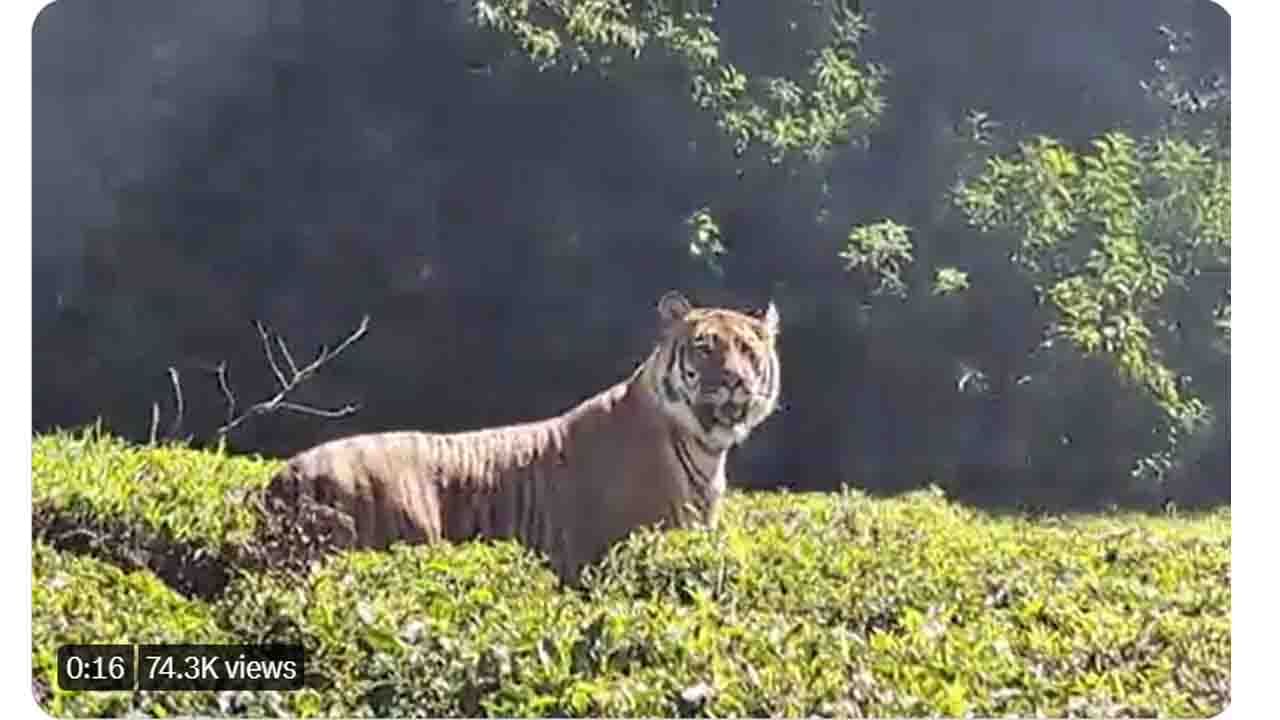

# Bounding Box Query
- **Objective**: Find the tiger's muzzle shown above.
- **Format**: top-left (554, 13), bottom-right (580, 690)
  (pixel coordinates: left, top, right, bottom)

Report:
top-left (700, 380), bottom-right (756, 428)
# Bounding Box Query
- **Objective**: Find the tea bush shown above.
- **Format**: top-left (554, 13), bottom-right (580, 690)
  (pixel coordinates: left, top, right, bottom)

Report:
top-left (32, 431), bottom-right (1230, 717)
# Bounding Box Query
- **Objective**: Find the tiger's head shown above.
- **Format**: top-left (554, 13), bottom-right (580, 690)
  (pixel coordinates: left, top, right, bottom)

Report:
top-left (645, 290), bottom-right (781, 452)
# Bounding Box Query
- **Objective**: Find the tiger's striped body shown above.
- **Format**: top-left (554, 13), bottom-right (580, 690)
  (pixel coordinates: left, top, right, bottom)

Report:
top-left (262, 291), bottom-right (779, 583)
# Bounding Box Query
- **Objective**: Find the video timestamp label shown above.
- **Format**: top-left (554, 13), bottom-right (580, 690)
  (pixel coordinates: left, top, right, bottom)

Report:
top-left (56, 644), bottom-right (305, 691)
top-left (57, 645), bottom-right (135, 691)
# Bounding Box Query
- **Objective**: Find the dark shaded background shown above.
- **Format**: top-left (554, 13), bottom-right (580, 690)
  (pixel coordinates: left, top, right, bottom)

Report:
top-left (32, 0), bottom-right (1229, 510)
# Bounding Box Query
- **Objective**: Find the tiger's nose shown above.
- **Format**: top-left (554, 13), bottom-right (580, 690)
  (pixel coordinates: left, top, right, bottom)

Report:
top-left (717, 370), bottom-right (746, 393)
top-left (706, 386), bottom-right (732, 404)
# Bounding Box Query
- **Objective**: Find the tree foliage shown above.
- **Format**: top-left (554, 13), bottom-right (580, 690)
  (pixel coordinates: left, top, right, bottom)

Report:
top-left (472, 0), bottom-right (887, 163)
top-left (685, 206), bottom-right (728, 277)
top-left (953, 33), bottom-right (1229, 484)
top-left (839, 220), bottom-right (914, 298)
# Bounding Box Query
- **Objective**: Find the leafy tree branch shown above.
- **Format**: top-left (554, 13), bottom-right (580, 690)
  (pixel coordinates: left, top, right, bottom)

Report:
top-left (470, 0), bottom-right (886, 163)
top-left (954, 129), bottom-right (1227, 483)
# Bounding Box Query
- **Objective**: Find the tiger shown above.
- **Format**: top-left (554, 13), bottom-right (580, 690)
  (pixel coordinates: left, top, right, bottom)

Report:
top-left (260, 290), bottom-right (781, 584)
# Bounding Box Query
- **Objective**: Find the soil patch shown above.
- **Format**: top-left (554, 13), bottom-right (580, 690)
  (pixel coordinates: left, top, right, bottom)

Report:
top-left (32, 489), bottom-right (358, 600)
top-left (32, 673), bottom-right (51, 709)
top-left (33, 505), bottom-right (233, 600)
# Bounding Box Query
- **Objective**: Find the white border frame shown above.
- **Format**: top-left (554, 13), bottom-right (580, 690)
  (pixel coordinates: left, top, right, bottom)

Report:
top-left (8, 1), bottom-right (1251, 718)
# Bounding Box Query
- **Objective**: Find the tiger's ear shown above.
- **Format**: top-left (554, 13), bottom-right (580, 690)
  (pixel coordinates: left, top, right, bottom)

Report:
top-left (761, 300), bottom-right (780, 338)
top-left (657, 290), bottom-right (693, 327)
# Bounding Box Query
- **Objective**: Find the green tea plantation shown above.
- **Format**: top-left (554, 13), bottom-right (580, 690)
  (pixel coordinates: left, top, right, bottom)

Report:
top-left (32, 430), bottom-right (1230, 717)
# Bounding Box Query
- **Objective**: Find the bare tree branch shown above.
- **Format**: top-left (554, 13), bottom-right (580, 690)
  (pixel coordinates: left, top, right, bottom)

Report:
top-left (149, 402), bottom-right (161, 445)
top-left (147, 367), bottom-right (186, 445)
top-left (216, 315), bottom-right (370, 439)
top-left (145, 317), bottom-right (370, 445)
top-left (166, 366), bottom-right (185, 439)
top-left (213, 361), bottom-right (236, 426)
top-left (274, 335), bottom-right (299, 378)
top-left (255, 320), bottom-right (290, 391)
top-left (276, 401), bottom-right (362, 419)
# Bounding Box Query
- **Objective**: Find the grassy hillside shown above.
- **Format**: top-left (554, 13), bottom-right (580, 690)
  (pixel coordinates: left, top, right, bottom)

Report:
top-left (32, 429), bottom-right (1230, 717)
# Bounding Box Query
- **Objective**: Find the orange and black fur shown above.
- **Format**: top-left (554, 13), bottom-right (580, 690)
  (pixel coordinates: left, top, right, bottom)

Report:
top-left (262, 291), bottom-right (781, 583)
